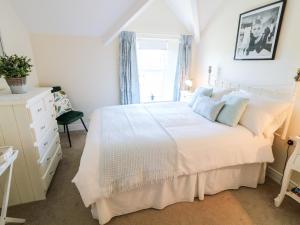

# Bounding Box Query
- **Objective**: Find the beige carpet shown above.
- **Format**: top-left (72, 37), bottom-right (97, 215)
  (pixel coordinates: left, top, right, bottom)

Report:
top-left (7, 131), bottom-right (300, 225)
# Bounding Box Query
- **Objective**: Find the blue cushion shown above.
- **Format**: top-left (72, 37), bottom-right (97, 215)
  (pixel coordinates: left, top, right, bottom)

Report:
top-left (193, 96), bottom-right (225, 121)
top-left (188, 87), bottom-right (213, 107)
top-left (217, 95), bottom-right (249, 127)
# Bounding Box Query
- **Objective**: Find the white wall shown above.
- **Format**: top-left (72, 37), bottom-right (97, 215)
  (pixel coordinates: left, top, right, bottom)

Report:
top-left (195, 0), bottom-right (300, 183)
top-left (0, 0), bottom-right (39, 89)
top-left (31, 0), bottom-right (190, 128)
top-left (31, 35), bottom-right (120, 122)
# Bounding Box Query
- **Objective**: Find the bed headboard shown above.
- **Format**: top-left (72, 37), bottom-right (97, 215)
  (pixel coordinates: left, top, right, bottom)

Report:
top-left (208, 73), bottom-right (299, 140)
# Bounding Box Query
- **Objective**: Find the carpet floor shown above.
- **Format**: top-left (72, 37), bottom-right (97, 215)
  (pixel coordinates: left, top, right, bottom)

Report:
top-left (7, 131), bottom-right (300, 225)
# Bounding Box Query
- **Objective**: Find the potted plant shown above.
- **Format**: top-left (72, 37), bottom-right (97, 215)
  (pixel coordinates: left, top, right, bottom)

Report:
top-left (0, 54), bottom-right (33, 94)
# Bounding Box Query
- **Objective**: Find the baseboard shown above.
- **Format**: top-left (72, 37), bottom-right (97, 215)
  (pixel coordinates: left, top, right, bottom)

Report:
top-left (267, 166), bottom-right (298, 188)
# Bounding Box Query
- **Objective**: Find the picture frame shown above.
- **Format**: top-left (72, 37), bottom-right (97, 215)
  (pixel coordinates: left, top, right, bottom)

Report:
top-left (234, 0), bottom-right (286, 60)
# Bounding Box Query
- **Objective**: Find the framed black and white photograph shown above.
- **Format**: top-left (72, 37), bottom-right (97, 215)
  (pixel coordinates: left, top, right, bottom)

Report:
top-left (234, 0), bottom-right (286, 60)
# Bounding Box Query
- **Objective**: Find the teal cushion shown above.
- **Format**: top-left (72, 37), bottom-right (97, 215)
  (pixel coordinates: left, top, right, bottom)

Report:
top-left (188, 87), bottom-right (213, 107)
top-left (217, 95), bottom-right (249, 127)
top-left (193, 96), bottom-right (225, 121)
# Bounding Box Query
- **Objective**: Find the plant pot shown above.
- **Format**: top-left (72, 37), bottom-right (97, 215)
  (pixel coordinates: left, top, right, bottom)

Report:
top-left (5, 77), bottom-right (28, 94)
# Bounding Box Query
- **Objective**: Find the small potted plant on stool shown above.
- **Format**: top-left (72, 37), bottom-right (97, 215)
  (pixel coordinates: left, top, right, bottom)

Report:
top-left (0, 54), bottom-right (33, 94)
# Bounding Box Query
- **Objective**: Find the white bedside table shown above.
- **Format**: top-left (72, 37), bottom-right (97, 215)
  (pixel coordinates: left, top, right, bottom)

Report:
top-left (0, 148), bottom-right (25, 225)
top-left (180, 91), bottom-right (193, 102)
top-left (274, 137), bottom-right (300, 207)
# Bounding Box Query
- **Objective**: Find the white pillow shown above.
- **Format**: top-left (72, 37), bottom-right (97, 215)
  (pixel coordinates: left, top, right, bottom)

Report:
top-left (227, 90), bottom-right (290, 135)
top-left (211, 87), bottom-right (235, 100)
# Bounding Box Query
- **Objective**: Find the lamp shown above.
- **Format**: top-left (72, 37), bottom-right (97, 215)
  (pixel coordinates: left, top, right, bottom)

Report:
top-left (184, 79), bottom-right (193, 91)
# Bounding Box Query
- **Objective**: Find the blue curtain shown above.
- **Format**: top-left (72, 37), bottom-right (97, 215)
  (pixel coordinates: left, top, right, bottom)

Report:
top-left (173, 35), bottom-right (193, 101)
top-left (119, 31), bottom-right (140, 105)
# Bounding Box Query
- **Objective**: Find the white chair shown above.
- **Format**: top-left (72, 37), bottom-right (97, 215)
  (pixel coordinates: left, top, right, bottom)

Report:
top-left (0, 148), bottom-right (25, 225)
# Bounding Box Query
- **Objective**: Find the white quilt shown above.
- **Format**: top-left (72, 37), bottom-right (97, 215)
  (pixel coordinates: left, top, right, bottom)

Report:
top-left (98, 105), bottom-right (178, 198)
top-left (73, 102), bottom-right (274, 207)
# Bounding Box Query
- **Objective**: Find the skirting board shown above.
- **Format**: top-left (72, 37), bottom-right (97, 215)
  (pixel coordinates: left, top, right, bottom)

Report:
top-left (267, 166), bottom-right (298, 188)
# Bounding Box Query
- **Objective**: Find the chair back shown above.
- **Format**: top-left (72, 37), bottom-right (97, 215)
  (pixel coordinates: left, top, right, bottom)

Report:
top-left (52, 86), bottom-right (62, 93)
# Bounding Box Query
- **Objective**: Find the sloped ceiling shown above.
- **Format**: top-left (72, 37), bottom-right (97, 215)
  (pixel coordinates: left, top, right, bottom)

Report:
top-left (10, 0), bottom-right (224, 40)
top-left (10, 0), bottom-right (145, 37)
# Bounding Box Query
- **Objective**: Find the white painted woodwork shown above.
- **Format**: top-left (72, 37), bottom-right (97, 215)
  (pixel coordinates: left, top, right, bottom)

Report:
top-left (0, 149), bottom-right (25, 225)
top-left (274, 136), bottom-right (300, 207)
top-left (0, 88), bottom-right (62, 206)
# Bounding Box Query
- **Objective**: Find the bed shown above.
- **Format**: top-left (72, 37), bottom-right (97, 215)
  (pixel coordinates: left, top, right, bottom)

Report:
top-left (73, 80), bottom-right (296, 224)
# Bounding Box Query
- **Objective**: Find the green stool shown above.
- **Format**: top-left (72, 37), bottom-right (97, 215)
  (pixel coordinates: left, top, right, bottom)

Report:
top-left (52, 86), bottom-right (88, 147)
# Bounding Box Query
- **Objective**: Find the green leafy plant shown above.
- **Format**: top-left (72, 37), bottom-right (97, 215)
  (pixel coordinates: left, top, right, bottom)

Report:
top-left (0, 54), bottom-right (33, 78)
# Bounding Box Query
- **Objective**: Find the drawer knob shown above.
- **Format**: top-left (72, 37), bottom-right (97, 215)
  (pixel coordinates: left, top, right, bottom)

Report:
top-left (37, 108), bottom-right (42, 112)
top-left (43, 142), bottom-right (48, 147)
top-left (41, 125), bottom-right (46, 130)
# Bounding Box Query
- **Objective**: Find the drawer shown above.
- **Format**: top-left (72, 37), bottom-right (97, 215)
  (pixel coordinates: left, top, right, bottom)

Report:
top-left (29, 99), bottom-right (47, 122)
top-left (39, 135), bottom-right (60, 175)
top-left (44, 94), bottom-right (55, 115)
top-left (31, 115), bottom-right (57, 142)
top-left (42, 147), bottom-right (62, 192)
top-left (35, 122), bottom-right (59, 158)
top-left (31, 119), bottom-right (50, 141)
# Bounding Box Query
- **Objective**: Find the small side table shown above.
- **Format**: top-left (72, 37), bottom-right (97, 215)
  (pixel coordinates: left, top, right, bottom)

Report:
top-left (0, 148), bottom-right (25, 225)
top-left (180, 91), bottom-right (193, 103)
top-left (274, 137), bottom-right (300, 207)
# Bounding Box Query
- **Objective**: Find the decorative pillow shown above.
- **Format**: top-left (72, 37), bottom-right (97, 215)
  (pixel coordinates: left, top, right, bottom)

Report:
top-left (211, 87), bottom-right (235, 100)
top-left (229, 90), bottom-right (290, 135)
top-left (188, 87), bottom-right (213, 107)
top-left (193, 96), bottom-right (225, 121)
top-left (217, 95), bottom-right (249, 127)
top-left (53, 91), bottom-right (72, 117)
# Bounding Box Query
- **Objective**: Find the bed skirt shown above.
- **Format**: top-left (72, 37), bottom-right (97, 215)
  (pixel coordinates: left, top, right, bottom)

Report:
top-left (91, 163), bottom-right (266, 224)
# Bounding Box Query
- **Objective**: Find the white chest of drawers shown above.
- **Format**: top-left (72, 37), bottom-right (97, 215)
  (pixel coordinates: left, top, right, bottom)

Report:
top-left (0, 88), bottom-right (62, 206)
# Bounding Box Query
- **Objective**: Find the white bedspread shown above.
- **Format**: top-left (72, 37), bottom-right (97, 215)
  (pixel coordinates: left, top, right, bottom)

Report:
top-left (98, 105), bottom-right (177, 198)
top-left (73, 102), bottom-right (274, 207)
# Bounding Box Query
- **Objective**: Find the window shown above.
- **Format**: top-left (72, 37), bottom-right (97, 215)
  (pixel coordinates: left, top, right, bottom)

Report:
top-left (137, 37), bottom-right (179, 103)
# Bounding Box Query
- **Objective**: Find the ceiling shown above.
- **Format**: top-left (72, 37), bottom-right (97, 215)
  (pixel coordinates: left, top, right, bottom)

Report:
top-left (11, 0), bottom-right (141, 37)
top-left (11, 0), bottom-right (224, 40)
